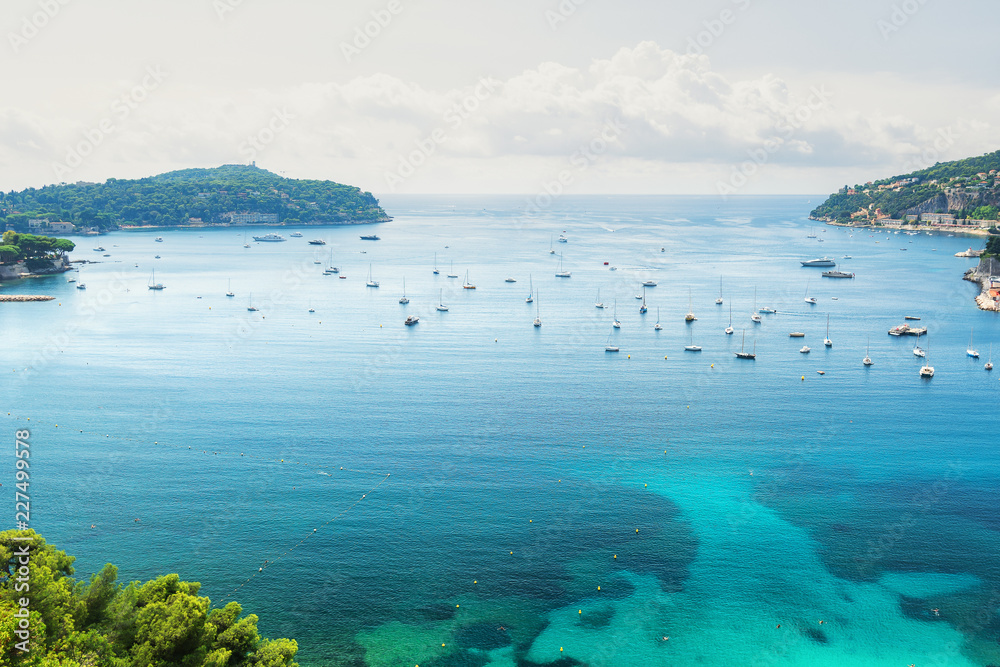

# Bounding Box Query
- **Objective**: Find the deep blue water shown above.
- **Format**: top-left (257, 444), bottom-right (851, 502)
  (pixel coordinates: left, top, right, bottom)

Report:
top-left (2, 195), bottom-right (999, 666)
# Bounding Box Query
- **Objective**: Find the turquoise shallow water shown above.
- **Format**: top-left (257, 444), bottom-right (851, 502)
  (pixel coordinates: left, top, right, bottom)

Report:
top-left (2, 195), bottom-right (999, 665)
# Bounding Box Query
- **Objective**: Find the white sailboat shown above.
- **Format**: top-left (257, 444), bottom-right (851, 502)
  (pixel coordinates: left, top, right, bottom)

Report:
top-left (549, 236), bottom-right (555, 255)
top-left (985, 344), bottom-right (993, 371)
top-left (654, 307), bottom-right (662, 331)
top-left (526, 275), bottom-right (534, 303)
top-left (399, 277), bottom-right (409, 304)
top-left (735, 329), bottom-right (755, 359)
top-left (463, 270), bottom-right (476, 289)
top-left (725, 303), bottom-right (734, 335)
top-left (433, 253), bottom-right (439, 275)
top-left (612, 299), bottom-right (621, 329)
top-left (863, 337), bottom-right (873, 366)
top-left (555, 253), bottom-right (571, 278)
top-left (685, 289), bottom-right (696, 321)
top-left (366, 264), bottom-right (379, 288)
top-left (684, 327), bottom-right (702, 352)
top-left (247, 293), bottom-right (258, 312)
top-left (308, 300), bottom-right (315, 313)
top-left (243, 231), bottom-right (250, 248)
top-left (716, 276), bottom-right (724, 305)
top-left (919, 336), bottom-right (934, 377)
top-left (824, 314), bottom-right (832, 347)
top-left (226, 278), bottom-right (234, 297)
top-left (639, 287), bottom-right (647, 314)
top-left (595, 288), bottom-right (604, 309)
top-left (436, 288), bottom-right (449, 311)
top-left (147, 269), bottom-right (164, 290)
top-left (605, 330), bottom-right (619, 352)
top-left (913, 345), bottom-right (925, 358)
top-left (751, 287), bottom-right (762, 323)
top-left (447, 261), bottom-right (458, 278)
top-left (967, 328), bottom-right (979, 358)
top-left (804, 281), bottom-right (817, 304)
top-left (533, 291), bottom-right (541, 327)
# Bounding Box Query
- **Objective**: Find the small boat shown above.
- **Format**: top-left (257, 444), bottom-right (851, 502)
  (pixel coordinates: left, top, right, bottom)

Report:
top-left (716, 276), bottom-right (723, 304)
top-left (226, 278), bottom-right (234, 297)
top-left (684, 329), bottom-right (702, 352)
top-left (725, 303), bottom-right (734, 335)
top-left (93, 246), bottom-right (105, 252)
top-left (805, 296), bottom-right (818, 304)
top-left (549, 236), bottom-right (555, 255)
top-left (437, 289), bottom-right (448, 312)
top-left (433, 253), bottom-right (440, 275)
top-left (913, 346), bottom-right (925, 358)
top-left (605, 331), bottom-right (619, 352)
top-left (147, 269), bottom-right (165, 291)
top-left (247, 294), bottom-right (258, 312)
top-left (463, 270), bottom-right (476, 289)
top-left (612, 300), bottom-right (621, 329)
top-left (76, 283), bottom-right (86, 290)
top-left (308, 239), bottom-right (326, 245)
top-left (789, 332), bottom-right (805, 338)
top-left (654, 308), bottom-right (663, 331)
top-left (527, 275), bottom-right (534, 303)
top-left (595, 288), bottom-right (604, 309)
top-left (558, 234), bottom-right (568, 243)
top-left (533, 291), bottom-right (541, 327)
top-left (290, 232), bottom-right (303, 237)
top-left (555, 253), bottom-right (571, 278)
top-left (67, 277), bottom-right (76, 283)
top-left (154, 237), bottom-right (163, 242)
top-left (967, 328), bottom-right (979, 358)
top-left (735, 330), bottom-right (756, 359)
top-left (253, 233), bottom-right (286, 242)
top-left (641, 280), bottom-right (657, 287)
top-left (639, 287), bottom-right (648, 314)
top-left (505, 277), bottom-right (517, 283)
top-left (759, 307), bottom-right (776, 314)
top-left (824, 314), bottom-right (832, 347)
top-left (404, 315), bottom-right (419, 326)
top-left (800, 257), bottom-right (837, 267)
top-left (685, 289), bottom-right (696, 321)
top-left (985, 344), bottom-right (993, 371)
top-left (863, 338), bottom-right (874, 366)
top-left (360, 234), bottom-right (380, 241)
top-left (399, 277), bottom-right (409, 304)
top-left (904, 315), bottom-right (921, 321)
top-left (366, 264), bottom-right (379, 288)
top-left (800, 346), bottom-right (811, 354)
top-left (447, 261), bottom-right (458, 278)
top-left (843, 255), bottom-right (852, 259)
top-left (822, 270), bottom-right (855, 278)
top-left (920, 336), bottom-right (934, 377)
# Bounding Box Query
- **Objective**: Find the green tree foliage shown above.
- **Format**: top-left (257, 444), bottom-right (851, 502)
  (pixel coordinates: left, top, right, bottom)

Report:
top-left (968, 205), bottom-right (999, 221)
top-left (0, 164), bottom-right (388, 231)
top-left (985, 235), bottom-right (1000, 256)
top-left (0, 233), bottom-right (75, 264)
top-left (0, 531), bottom-right (297, 667)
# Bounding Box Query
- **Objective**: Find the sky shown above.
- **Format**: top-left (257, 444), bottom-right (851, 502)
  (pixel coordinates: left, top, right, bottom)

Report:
top-left (2, 0), bottom-right (999, 196)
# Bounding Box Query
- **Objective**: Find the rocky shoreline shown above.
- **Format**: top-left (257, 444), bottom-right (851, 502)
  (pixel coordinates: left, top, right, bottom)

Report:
top-left (964, 257), bottom-right (1000, 312)
top-left (812, 217), bottom-right (994, 237)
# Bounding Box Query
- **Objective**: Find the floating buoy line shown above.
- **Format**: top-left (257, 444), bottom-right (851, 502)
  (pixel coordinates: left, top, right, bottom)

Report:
top-left (2, 411), bottom-right (390, 603)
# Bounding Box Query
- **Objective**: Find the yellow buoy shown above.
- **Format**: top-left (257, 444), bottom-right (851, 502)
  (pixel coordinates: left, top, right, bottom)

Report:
top-left (473, 580), bottom-right (477, 584)
top-left (614, 554), bottom-right (617, 559)
top-left (801, 376), bottom-right (805, 381)
top-left (597, 586), bottom-right (601, 590)
top-left (711, 364), bottom-right (714, 368)
top-left (627, 354), bottom-right (630, 359)
top-left (578, 610), bottom-right (582, 614)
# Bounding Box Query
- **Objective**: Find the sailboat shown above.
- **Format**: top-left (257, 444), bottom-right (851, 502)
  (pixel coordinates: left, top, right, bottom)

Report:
top-left (639, 287), bottom-right (647, 314)
top-left (654, 308), bottom-right (662, 331)
top-left (967, 328), bottom-right (979, 358)
top-left (863, 337), bottom-right (873, 366)
top-left (684, 326), bottom-right (702, 351)
top-left (323, 249), bottom-right (339, 274)
top-left (612, 300), bottom-right (621, 329)
top-left (751, 287), bottom-right (762, 323)
top-left (985, 344), bottom-right (993, 371)
top-left (685, 289), bottom-right (696, 321)
top-left (433, 253), bottom-right (439, 275)
top-left (147, 269), bottom-right (165, 290)
top-left (399, 277), bottom-right (409, 304)
top-left (366, 264), bottom-right (379, 288)
top-left (549, 236), bottom-right (555, 255)
top-left (308, 300), bottom-right (315, 313)
top-left (605, 330), bottom-right (619, 352)
top-left (247, 293), bottom-right (258, 312)
top-left (226, 278), bottom-right (234, 297)
top-left (526, 275), bottom-right (534, 303)
top-left (533, 291), bottom-right (541, 327)
top-left (555, 253), bottom-right (571, 278)
top-left (725, 303), bottom-right (734, 335)
top-left (735, 329), bottom-right (755, 359)
top-left (595, 288), bottom-right (604, 309)
top-left (804, 281), bottom-right (817, 304)
top-left (436, 288), bottom-right (449, 311)
top-left (243, 231), bottom-right (250, 248)
top-left (447, 261), bottom-right (458, 278)
top-left (716, 277), bottom-right (724, 305)
top-left (919, 336), bottom-right (934, 377)
top-left (913, 344), bottom-right (925, 358)
top-left (824, 314), bottom-right (832, 347)
top-left (463, 270), bottom-right (476, 289)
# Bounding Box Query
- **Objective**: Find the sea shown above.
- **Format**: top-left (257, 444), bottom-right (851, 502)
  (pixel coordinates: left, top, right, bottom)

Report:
top-left (2, 194), bottom-right (999, 666)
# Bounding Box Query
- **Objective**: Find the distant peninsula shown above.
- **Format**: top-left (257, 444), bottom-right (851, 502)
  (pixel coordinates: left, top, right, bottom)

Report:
top-left (0, 164), bottom-right (390, 234)
top-left (810, 150), bottom-right (1000, 236)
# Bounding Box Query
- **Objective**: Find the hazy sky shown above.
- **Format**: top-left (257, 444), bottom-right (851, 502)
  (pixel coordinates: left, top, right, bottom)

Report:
top-left (2, 0), bottom-right (999, 195)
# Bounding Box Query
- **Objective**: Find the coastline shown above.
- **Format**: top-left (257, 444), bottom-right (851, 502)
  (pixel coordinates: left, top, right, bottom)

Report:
top-left (964, 257), bottom-right (1000, 312)
top-left (812, 217), bottom-right (994, 238)
top-left (117, 217), bottom-right (391, 232)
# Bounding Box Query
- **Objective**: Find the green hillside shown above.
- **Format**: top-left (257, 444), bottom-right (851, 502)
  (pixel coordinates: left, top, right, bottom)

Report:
top-left (810, 150), bottom-right (1000, 223)
top-left (0, 165), bottom-right (389, 231)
